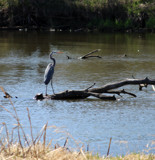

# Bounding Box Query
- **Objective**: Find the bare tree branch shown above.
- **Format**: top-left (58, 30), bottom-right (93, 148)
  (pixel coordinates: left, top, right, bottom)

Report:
top-left (35, 77), bottom-right (155, 101)
top-left (88, 77), bottom-right (155, 93)
top-left (79, 49), bottom-right (101, 59)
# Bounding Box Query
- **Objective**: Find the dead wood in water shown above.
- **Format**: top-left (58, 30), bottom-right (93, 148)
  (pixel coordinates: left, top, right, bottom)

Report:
top-left (87, 77), bottom-right (155, 93)
top-left (79, 49), bottom-right (102, 59)
top-left (107, 137), bottom-right (112, 156)
top-left (51, 90), bottom-right (116, 100)
top-left (66, 49), bottom-right (102, 59)
top-left (35, 77), bottom-right (155, 101)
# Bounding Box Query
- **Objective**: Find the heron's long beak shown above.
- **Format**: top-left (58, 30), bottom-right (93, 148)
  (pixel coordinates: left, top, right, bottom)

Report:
top-left (56, 51), bottom-right (63, 54)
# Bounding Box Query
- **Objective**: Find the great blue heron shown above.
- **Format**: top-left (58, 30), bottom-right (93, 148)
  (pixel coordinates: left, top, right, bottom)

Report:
top-left (44, 51), bottom-right (62, 95)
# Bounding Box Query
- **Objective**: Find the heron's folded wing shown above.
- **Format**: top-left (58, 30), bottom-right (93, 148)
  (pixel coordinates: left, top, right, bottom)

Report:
top-left (44, 63), bottom-right (55, 85)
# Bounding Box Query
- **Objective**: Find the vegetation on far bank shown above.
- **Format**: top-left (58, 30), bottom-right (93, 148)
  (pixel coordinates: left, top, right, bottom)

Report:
top-left (0, 0), bottom-right (155, 32)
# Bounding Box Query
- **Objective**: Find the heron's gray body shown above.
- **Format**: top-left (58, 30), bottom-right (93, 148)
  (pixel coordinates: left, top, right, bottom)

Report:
top-left (44, 63), bottom-right (55, 85)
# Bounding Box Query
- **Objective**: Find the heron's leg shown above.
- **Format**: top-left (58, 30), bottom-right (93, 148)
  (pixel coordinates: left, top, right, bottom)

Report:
top-left (45, 85), bottom-right (48, 96)
top-left (51, 80), bottom-right (55, 95)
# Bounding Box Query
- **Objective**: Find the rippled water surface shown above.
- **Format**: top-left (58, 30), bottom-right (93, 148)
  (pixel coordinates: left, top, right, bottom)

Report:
top-left (0, 31), bottom-right (155, 156)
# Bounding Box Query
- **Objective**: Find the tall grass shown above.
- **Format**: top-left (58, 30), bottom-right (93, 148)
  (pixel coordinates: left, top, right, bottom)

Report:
top-left (0, 86), bottom-right (155, 159)
top-left (0, 86), bottom-right (87, 159)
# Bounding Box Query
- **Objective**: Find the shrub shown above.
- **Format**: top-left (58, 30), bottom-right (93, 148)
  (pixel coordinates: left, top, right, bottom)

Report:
top-left (115, 19), bottom-right (124, 30)
top-left (146, 17), bottom-right (155, 29)
top-left (103, 19), bottom-right (115, 30)
top-left (124, 19), bottom-right (134, 29)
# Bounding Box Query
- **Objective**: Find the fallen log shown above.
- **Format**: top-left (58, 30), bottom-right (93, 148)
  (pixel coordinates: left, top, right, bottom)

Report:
top-left (132, 75), bottom-right (148, 91)
top-left (51, 91), bottom-right (116, 100)
top-left (79, 49), bottom-right (102, 59)
top-left (104, 89), bottom-right (137, 97)
top-left (35, 77), bottom-right (155, 101)
top-left (88, 77), bottom-right (155, 93)
top-left (66, 49), bottom-right (102, 59)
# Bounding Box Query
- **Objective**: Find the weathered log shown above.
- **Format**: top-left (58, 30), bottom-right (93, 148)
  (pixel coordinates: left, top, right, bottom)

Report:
top-left (132, 75), bottom-right (148, 91)
top-left (81, 55), bottom-right (102, 59)
top-left (88, 77), bottom-right (155, 93)
top-left (51, 90), bottom-right (89, 100)
top-left (79, 49), bottom-right (101, 59)
top-left (34, 90), bottom-right (116, 101)
top-left (50, 90), bottom-right (116, 100)
top-left (66, 49), bottom-right (102, 60)
top-left (86, 92), bottom-right (116, 100)
top-left (34, 93), bottom-right (44, 100)
top-left (104, 89), bottom-right (137, 97)
top-left (35, 77), bottom-right (155, 101)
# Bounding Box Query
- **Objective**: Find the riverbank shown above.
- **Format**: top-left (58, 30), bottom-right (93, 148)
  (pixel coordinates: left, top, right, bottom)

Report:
top-left (0, 0), bottom-right (154, 32)
top-left (0, 26), bottom-right (154, 33)
top-left (0, 144), bottom-right (155, 160)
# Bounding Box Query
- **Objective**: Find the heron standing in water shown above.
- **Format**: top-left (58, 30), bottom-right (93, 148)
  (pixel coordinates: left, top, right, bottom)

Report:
top-left (44, 51), bottom-right (62, 95)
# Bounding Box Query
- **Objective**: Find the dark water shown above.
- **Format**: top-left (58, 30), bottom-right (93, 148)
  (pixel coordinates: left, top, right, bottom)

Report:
top-left (0, 31), bottom-right (155, 156)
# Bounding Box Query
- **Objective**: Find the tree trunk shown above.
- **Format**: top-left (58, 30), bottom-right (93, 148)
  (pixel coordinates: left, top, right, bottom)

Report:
top-left (35, 77), bottom-right (155, 101)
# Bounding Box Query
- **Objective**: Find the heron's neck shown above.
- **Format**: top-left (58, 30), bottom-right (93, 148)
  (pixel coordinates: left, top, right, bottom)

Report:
top-left (51, 57), bottom-right (56, 66)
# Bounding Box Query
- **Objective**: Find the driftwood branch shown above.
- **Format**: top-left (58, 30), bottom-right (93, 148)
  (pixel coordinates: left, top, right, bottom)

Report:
top-left (50, 91), bottom-right (116, 100)
top-left (132, 75), bottom-right (148, 91)
top-left (79, 49), bottom-right (101, 59)
top-left (88, 77), bottom-right (155, 93)
top-left (35, 77), bottom-right (155, 101)
top-left (85, 83), bottom-right (96, 91)
top-left (104, 89), bottom-right (137, 97)
top-left (66, 49), bottom-right (102, 59)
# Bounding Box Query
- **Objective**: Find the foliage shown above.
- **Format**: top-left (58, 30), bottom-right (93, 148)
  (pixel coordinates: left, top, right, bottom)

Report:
top-left (0, 0), bottom-right (155, 31)
top-left (140, 0), bottom-right (154, 3)
top-left (115, 20), bottom-right (124, 30)
top-left (103, 19), bottom-right (115, 30)
top-left (146, 17), bottom-right (155, 29)
top-left (0, 0), bottom-right (7, 9)
top-left (124, 19), bottom-right (133, 29)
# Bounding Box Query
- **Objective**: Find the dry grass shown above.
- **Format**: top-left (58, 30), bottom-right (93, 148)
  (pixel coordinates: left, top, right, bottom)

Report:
top-left (0, 143), bottom-right (154, 160)
top-left (0, 86), bottom-right (155, 160)
top-left (0, 144), bottom-right (87, 160)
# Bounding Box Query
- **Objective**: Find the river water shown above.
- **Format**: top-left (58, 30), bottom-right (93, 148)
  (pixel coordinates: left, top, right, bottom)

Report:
top-left (0, 31), bottom-right (155, 156)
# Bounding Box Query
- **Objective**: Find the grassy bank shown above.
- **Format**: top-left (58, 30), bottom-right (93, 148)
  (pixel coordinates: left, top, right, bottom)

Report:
top-left (0, 0), bottom-right (155, 32)
top-left (0, 86), bottom-right (155, 159)
top-left (0, 144), bottom-right (155, 160)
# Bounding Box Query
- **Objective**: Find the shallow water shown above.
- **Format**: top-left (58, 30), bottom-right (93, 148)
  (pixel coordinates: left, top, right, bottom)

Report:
top-left (0, 31), bottom-right (155, 156)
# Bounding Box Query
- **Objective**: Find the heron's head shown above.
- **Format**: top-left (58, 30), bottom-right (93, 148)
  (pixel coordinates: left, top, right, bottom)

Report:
top-left (49, 51), bottom-right (63, 58)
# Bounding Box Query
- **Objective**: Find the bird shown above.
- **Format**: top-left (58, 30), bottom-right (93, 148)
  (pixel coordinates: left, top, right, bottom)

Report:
top-left (44, 51), bottom-right (62, 95)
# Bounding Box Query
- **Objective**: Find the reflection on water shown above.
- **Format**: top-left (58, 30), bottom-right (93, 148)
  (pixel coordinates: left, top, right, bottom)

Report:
top-left (0, 31), bottom-right (155, 156)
